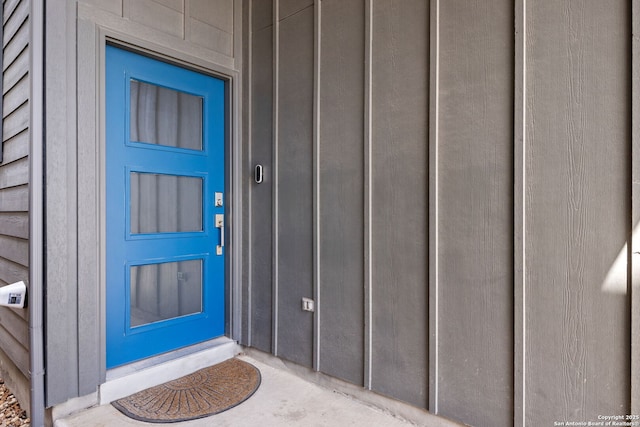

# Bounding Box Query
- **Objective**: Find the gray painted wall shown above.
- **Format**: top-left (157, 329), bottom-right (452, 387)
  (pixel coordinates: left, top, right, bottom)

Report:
top-left (0, 0), bottom-right (31, 412)
top-left (245, 1), bottom-right (634, 426)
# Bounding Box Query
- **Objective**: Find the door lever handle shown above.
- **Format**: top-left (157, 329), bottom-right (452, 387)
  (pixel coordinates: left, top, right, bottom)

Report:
top-left (255, 164), bottom-right (263, 184)
top-left (215, 214), bottom-right (224, 255)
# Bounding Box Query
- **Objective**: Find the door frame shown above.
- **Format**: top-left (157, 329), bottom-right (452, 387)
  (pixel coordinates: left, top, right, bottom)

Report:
top-left (45, 4), bottom-right (244, 406)
top-left (98, 35), bottom-right (242, 376)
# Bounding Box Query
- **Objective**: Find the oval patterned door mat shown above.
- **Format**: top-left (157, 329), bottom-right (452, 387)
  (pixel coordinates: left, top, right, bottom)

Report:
top-left (112, 358), bottom-right (261, 423)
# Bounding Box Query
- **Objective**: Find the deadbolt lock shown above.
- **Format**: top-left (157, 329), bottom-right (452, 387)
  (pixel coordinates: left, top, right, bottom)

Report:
top-left (215, 192), bottom-right (223, 207)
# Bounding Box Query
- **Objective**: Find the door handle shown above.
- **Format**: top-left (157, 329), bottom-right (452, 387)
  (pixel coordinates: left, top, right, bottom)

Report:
top-left (255, 164), bottom-right (263, 184)
top-left (215, 214), bottom-right (224, 255)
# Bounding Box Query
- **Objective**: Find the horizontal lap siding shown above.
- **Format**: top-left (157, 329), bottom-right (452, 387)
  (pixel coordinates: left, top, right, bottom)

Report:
top-left (0, 212), bottom-right (26, 240)
top-left (0, 0), bottom-right (30, 381)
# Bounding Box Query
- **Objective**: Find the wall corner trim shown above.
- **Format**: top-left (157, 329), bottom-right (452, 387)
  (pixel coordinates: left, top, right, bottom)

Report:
top-left (29, 0), bottom-right (46, 424)
top-left (630, 0), bottom-right (640, 415)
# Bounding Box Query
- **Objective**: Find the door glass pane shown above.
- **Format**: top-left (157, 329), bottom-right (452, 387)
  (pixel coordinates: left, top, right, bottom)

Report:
top-left (130, 79), bottom-right (203, 151)
top-left (130, 173), bottom-right (203, 234)
top-left (130, 259), bottom-right (203, 327)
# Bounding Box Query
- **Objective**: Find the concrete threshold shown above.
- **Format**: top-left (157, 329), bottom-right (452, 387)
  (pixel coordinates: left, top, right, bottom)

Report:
top-left (55, 352), bottom-right (463, 427)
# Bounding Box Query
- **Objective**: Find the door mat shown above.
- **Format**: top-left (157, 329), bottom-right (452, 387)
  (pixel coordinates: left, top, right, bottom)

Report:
top-left (112, 358), bottom-right (261, 423)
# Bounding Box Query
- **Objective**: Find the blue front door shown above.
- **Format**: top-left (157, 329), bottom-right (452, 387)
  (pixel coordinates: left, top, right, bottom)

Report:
top-left (106, 45), bottom-right (226, 368)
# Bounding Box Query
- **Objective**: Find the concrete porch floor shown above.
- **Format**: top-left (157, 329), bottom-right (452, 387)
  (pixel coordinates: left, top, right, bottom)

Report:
top-left (54, 354), bottom-right (461, 427)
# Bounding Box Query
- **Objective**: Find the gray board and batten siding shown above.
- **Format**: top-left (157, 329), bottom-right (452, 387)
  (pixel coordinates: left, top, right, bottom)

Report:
top-left (245, 1), bottom-right (634, 426)
top-left (246, 0), bottom-right (430, 406)
top-left (0, 0), bottom-right (31, 413)
top-left (0, 0), bottom-right (630, 425)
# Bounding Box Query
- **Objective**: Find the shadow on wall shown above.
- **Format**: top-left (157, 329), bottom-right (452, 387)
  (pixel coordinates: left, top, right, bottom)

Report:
top-left (602, 223), bottom-right (639, 293)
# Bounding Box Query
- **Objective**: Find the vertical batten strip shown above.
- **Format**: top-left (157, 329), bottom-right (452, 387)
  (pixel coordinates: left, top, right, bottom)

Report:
top-left (513, 0), bottom-right (527, 425)
top-left (427, 0), bottom-right (439, 413)
top-left (312, 0), bottom-right (321, 372)
top-left (29, 0), bottom-right (45, 423)
top-left (245, 0), bottom-right (253, 347)
top-left (232, 0), bottom-right (244, 343)
top-left (632, 0), bottom-right (640, 415)
top-left (183, 0), bottom-right (188, 41)
top-left (363, 0), bottom-right (373, 391)
top-left (271, 0), bottom-right (280, 356)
